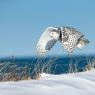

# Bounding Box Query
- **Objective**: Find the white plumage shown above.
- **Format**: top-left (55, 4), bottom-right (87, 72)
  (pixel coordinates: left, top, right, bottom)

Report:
top-left (36, 26), bottom-right (89, 56)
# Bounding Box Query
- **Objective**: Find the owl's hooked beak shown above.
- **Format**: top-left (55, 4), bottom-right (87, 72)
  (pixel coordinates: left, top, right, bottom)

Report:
top-left (77, 37), bottom-right (89, 49)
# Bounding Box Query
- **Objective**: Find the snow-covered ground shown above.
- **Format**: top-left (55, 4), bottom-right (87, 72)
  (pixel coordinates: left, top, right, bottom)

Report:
top-left (0, 69), bottom-right (95, 95)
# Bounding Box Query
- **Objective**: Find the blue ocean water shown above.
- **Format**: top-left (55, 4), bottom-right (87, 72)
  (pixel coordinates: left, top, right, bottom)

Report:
top-left (0, 55), bottom-right (95, 77)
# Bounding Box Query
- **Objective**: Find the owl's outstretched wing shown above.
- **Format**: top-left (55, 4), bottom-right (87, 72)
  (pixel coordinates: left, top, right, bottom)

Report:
top-left (61, 27), bottom-right (84, 55)
top-left (36, 27), bottom-right (59, 55)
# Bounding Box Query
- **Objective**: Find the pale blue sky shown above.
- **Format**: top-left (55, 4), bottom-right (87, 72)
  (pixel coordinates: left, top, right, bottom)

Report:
top-left (0, 0), bottom-right (95, 56)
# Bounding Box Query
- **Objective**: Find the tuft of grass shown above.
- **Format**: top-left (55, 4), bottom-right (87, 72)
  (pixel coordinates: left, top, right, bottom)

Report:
top-left (0, 56), bottom-right (95, 81)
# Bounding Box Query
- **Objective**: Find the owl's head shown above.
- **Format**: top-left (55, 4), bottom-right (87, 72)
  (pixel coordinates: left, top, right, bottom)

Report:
top-left (77, 37), bottom-right (89, 49)
top-left (47, 27), bottom-right (60, 40)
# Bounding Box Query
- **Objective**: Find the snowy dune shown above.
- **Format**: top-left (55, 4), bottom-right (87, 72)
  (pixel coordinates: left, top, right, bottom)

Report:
top-left (0, 70), bottom-right (95, 95)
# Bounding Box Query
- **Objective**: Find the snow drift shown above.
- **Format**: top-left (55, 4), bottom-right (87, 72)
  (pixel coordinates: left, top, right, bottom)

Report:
top-left (0, 69), bottom-right (95, 95)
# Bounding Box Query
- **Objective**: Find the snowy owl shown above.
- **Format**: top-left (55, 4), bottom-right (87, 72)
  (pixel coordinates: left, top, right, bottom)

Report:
top-left (36, 26), bottom-right (89, 55)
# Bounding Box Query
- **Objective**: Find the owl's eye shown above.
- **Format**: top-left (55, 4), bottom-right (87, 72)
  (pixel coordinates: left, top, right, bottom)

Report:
top-left (50, 32), bottom-right (54, 36)
top-left (51, 32), bottom-right (54, 34)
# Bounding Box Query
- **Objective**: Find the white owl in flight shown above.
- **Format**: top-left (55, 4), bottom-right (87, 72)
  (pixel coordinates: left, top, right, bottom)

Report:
top-left (36, 26), bottom-right (89, 56)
